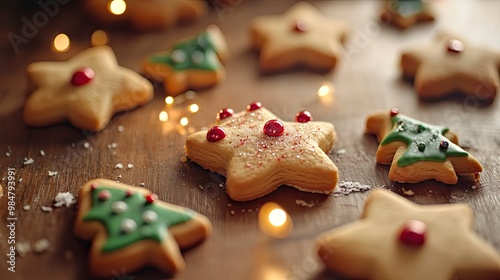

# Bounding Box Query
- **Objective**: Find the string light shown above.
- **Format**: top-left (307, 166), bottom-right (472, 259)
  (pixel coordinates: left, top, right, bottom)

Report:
top-left (53, 33), bottom-right (70, 52)
top-left (158, 111), bottom-right (168, 122)
top-left (165, 96), bottom-right (174, 105)
top-left (317, 84), bottom-right (333, 97)
top-left (91, 30), bottom-right (109, 46)
top-left (180, 117), bottom-right (189, 126)
top-left (108, 0), bottom-right (126, 15)
top-left (268, 209), bottom-right (287, 227)
top-left (188, 104), bottom-right (199, 113)
top-left (258, 202), bottom-right (293, 238)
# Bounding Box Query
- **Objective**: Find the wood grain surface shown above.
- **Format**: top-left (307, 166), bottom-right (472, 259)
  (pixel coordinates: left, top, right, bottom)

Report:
top-left (1, 1), bottom-right (499, 279)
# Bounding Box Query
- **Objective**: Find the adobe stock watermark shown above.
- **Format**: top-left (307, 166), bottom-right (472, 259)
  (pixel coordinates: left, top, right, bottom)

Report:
top-left (5, 168), bottom-right (17, 273)
top-left (7, 0), bottom-right (71, 54)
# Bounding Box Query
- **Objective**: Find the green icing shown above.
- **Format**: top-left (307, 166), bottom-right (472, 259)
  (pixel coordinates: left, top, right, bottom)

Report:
top-left (380, 114), bottom-right (469, 167)
top-left (83, 187), bottom-right (192, 253)
top-left (389, 0), bottom-right (423, 17)
top-left (149, 31), bottom-right (221, 71)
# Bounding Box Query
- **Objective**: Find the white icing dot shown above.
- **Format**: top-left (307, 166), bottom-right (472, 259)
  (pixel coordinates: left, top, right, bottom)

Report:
top-left (112, 201), bottom-right (128, 214)
top-left (142, 210), bottom-right (158, 224)
top-left (121, 218), bottom-right (137, 233)
top-left (191, 51), bottom-right (205, 65)
top-left (171, 49), bottom-right (186, 64)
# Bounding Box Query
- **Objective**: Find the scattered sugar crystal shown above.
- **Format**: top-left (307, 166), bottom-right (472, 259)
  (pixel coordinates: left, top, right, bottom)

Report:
top-left (40, 150), bottom-right (45, 156)
top-left (139, 183), bottom-right (145, 186)
top-left (23, 158), bottom-right (34, 165)
top-left (23, 205), bottom-right (31, 211)
top-left (48, 171), bottom-right (58, 177)
top-left (16, 242), bottom-right (31, 257)
top-left (127, 163), bottom-right (134, 169)
top-left (53, 192), bottom-right (75, 207)
top-left (41, 206), bottom-right (53, 212)
top-left (6, 152), bottom-right (11, 157)
top-left (402, 188), bottom-right (415, 196)
top-left (18, 178), bottom-right (23, 183)
top-left (333, 181), bottom-right (372, 196)
top-left (180, 156), bottom-right (187, 163)
top-left (295, 199), bottom-right (316, 207)
top-left (33, 239), bottom-right (50, 253)
top-left (227, 203), bottom-right (232, 207)
top-left (230, 210), bottom-right (235, 215)
top-left (117, 125), bottom-right (125, 132)
top-left (115, 163), bottom-right (124, 169)
top-left (83, 142), bottom-right (90, 149)
top-left (108, 143), bottom-right (118, 149)
top-left (117, 174), bottom-right (122, 178)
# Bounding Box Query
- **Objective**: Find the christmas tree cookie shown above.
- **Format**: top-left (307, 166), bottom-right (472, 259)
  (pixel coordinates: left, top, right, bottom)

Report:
top-left (316, 189), bottom-right (500, 280)
top-left (142, 25), bottom-right (228, 96)
top-left (74, 179), bottom-right (212, 277)
top-left (380, 0), bottom-right (434, 29)
top-left (185, 102), bottom-right (338, 201)
top-left (365, 109), bottom-right (482, 184)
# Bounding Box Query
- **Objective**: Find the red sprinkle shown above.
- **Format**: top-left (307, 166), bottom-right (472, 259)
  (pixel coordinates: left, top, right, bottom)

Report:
top-left (217, 108), bottom-right (234, 120)
top-left (71, 67), bottom-right (95, 86)
top-left (207, 126), bottom-right (226, 142)
top-left (399, 220), bottom-right (426, 246)
top-left (98, 190), bottom-right (111, 201)
top-left (293, 20), bottom-right (308, 33)
top-left (90, 183), bottom-right (98, 190)
top-left (247, 102), bottom-right (262, 111)
top-left (264, 120), bottom-right (285, 137)
top-left (125, 189), bottom-right (134, 197)
top-left (447, 39), bottom-right (464, 53)
top-left (390, 108), bottom-right (399, 117)
top-left (145, 194), bottom-right (158, 204)
top-left (295, 110), bottom-right (313, 123)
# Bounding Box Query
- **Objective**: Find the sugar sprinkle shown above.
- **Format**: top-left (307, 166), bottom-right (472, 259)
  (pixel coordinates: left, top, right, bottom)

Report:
top-left (53, 192), bottom-right (75, 208)
top-left (333, 181), bottom-right (373, 196)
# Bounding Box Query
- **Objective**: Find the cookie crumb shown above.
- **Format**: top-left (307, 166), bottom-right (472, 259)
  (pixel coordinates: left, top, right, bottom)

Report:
top-left (16, 242), bottom-right (31, 257)
top-left (127, 163), bottom-right (134, 169)
top-left (48, 171), bottom-right (58, 177)
top-left (334, 181), bottom-right (372, 196)
top-left (53, 192), bottom-right (76, 208)
top-left (23, 205), bottom-right (31, 211)
top-left (83, 142), bottom-right (90, 149)
top-left (471, 185), bottom-right (477, 190)
top-left (295, 199), bottom-right (316, 207)
top-left (41, 206), bottom-right (53, 212)
top-left (18, 178), bottom-right (23, 183)
top-left (33, 239), bottom-right (50, 253)
top-left (219, 183), bottom-right (224, 188)
top-left (180, 156), bottom-right (187, 163)
top-left (23, 158), bottom-right (34, 165)
top-left (40, 150), bottom-right (45, 156)
top-left (139, 182), bottom-right (145, 186)
top-left (117, 174), bottom-right (122, 179)
top-left (115, 163), bottom-right (124, 169)
top-left (117, 125), bottom-right (125, 132)
top-left (108, 143), bottom-right (118, 149)
top-left (336, 149), bottom-right (346, 158)
top-left (402, 188), bottom-right (415, 196)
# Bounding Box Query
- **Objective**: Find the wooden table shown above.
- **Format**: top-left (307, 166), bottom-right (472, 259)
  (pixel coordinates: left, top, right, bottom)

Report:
top-left (1, 1), bottom-right (499, 279)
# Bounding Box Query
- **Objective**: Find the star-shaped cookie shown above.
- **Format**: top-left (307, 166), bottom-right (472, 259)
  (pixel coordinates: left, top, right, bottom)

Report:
top-left (24, 46), bottom-right (153, 131)
top-left (250, 1), bottom-right (348, 73)
top-left (365, 109), bottom-right (482, 184)
top-left (317, 189), bottom-right (500, 280)
top-left (74, 179), bottom-right (212, 277)
top-left (401, 32), bottom-right (500, 101)
top-left (380, 0), bottom-right (434, 29)
top-left (86, 0), bottom-right (207, 30)
top-left (142, 25), bottom-right (228, 96)
top-left (185, 103), bottom-right (338, 201)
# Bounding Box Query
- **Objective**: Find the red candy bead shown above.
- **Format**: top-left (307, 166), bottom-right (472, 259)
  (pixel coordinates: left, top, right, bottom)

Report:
top-left (98, 190), bottom-right (111, 201)
top-left (447, 39), bottom-right (464, 53)
top-left (247, 102), bottom-right (262, 111)
top-left (399, 220), bottom-right (426, 247)
top-left (207, 126), bottom-right (226, 142)
top-left (90, 183), bottom-right (98, 190)
top-left (217, 108), bottom-right (234, 120)
top-left (71, 67), bottom-right (95, 86)
top-left (264, 120), bottom-right (285, 137)
top-left (295, 110), bottom-right (312, 123)
top-left (145, 194), bottom-right (158, 204)
top-left (293, 20), bottom-right (308, 33)
top-left (390, 108), bottom-right (399, 117)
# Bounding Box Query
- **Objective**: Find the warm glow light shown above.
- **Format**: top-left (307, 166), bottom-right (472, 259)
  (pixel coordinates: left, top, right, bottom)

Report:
top-left (159, 111), bottom-right (168, 122)
top-left (180, 117), bottom-right (189, 126)
top-left (268, 209), bottom-right (287, 227)
top-left (188, 104), bottom-right (199, 113)
top-left (53, 33), bottom-right (70, 52)
top-left (165, 96), bottom-right (174, 105)
top-left (317, 84), bottom-right (332, 97)
top-left (258, 202), bottom-right (293, 238)
top-left (108, 0), bottom-right (126, 15)
top-left (91, 30), bottom-right (108, 46)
